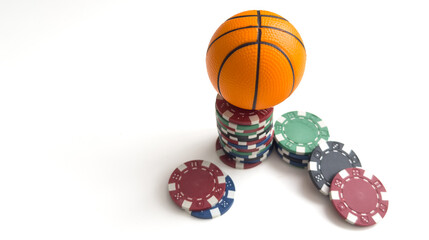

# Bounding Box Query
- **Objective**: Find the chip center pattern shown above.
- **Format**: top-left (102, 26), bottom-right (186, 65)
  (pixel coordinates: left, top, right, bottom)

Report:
top-left (342, 178), bottom-right (378, 213)
top-left (320, 150), bottom-right (355, 186)
top-left (283, 118), bottom-right (318, 144)
top-left (180, 170), bottom-right (215, 199)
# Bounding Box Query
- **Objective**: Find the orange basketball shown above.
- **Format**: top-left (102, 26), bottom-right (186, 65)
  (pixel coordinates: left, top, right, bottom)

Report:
top-left (206, 10), bottom-right (306, 110)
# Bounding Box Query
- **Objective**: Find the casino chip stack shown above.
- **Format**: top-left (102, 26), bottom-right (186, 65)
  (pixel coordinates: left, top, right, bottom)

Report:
top-left (272, 111), bottom-right (389, 226)
top-left (306, 140), bottom-right (389, 226)
top-left (168, 160), bottom-right (236, 219)
top-left (215, 95), bottom-right (274, 169)
top-left (167, 108), bottom-right (390, 225)
top-left (274, 111), bottom-right (330, 168)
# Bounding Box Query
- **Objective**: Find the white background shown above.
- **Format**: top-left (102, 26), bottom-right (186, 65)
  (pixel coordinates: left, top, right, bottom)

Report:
top-left (1, 0), bottom-right (428, 239)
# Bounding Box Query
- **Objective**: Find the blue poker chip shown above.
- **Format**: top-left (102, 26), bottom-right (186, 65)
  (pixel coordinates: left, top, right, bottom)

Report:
top-left (276, 147), bottom-right (308, 168)
top-left (282, 156), bottom-right (308, 168)
top-left (274, 141), bottom-right (311, 160)
top-left (275, 146), bottom-right (309, 164)
top-left (189, 175), bottom-right (236, 219)
top-left (287, 160), bottom-right (307, 168)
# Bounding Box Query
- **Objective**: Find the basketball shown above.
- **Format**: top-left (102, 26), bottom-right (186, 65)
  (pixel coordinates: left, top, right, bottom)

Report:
top-left (206, 10), bottom-right (306, 110)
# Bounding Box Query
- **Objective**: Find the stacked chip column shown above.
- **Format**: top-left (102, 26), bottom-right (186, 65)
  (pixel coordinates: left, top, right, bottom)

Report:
top-left (215, 95), bottom-right (274, 169)
top-left (274, 111), bottom-right (330, 168)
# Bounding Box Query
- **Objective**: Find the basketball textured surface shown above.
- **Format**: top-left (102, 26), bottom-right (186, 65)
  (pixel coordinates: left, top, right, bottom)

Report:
top-left (206, 10), bottom-right (306, 110)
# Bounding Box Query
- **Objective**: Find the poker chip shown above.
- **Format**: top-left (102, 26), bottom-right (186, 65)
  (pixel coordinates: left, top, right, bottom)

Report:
top-left (221, 142), bottom-right (271, 153)
top-left (218, 128), bottom-right (271, 146)
top-left (219, 136), bottom-right (273, 162)
top-left (274, 139), bottom-right (311, 169)
top-left (220, 130), bottom-right (273, 150)
top-left (281, 156), bottom-right (307, 169)
top-left (276, 147), bottom-right (308, 168)
top-left (217, 122), bottom-right (272, 141)
top-left (308, 140), bottom-right (362, 195)
top-left (274, 111), bottom-right (330, 155)
top-left (220, 139), bottom-right (272, 157)
top-left (216, 138), bottom-right (262, 169)
top-left (168, 160), bottom-right (226, 211)
top-left (275, 143), bottom-right (311, 161)
top-left (189, 175), bottom-right (236, 219)
top-left (217, 116), bottom-right (268, 134)
top-left (217, 115), bottom-right (273, 133)
top-left (216, 94), bottom-right (273, 125)
top-left (330, 168), bottom-right (389, 226)
top-left (220, 139), bottom-right (271, 158)
top-left (229, 146), bottom-right (273, 163)
top-left (275, 146), bottom-right (309, 165)
top-left (216, 111), bottom-right (273, 131)
top-left (220, 133), bottom-right (275, 153)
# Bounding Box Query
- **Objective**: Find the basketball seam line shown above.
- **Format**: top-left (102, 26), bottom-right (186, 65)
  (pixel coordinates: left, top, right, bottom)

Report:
top-left (226, 14), bottom-right (288, 22)
top-left (216, 42), bottom-right (259, 96)
top-left (207, 26), bottom-right (258, 53)
top-left (261, 41), bottom-right (295, 97)
top-left (252, 11), bottom-right (262, 110)
top-left (207, 26), bottom-right (305, 53)
top-left (261, 15), bottom-right (288, 21)
top-left (261, 26), bottom-right (305, 50)
top-left (216, 41), bottom-right (294, 107)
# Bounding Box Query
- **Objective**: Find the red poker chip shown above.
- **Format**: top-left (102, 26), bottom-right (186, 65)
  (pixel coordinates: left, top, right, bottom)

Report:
top-left (216, 138), bottom-right (262, 169)
top-left (329, 167), bottom-right (389, 226)
top-left (220, 131), bottom-right (275, 153)
top-left (216, 116), bottom-right (268, 134)
top-left (218, 128), bottom-right (271, 146)
top-left (168, 160), bottom-right (226, 211)
top-left (216, 95), bottom-right (273, 126)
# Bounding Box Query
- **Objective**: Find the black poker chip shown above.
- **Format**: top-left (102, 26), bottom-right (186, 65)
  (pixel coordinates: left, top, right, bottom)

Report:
top-left (308, 140), bottom-right (362, 195)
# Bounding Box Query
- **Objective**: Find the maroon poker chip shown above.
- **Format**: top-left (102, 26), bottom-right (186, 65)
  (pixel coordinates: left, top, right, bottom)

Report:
top-left (168, 160), bottom-right (226, 211)
top-left (216, 138), bottom-right (262, 169)
top-left (216, 95), bottom-right (273, 126)
top-left (216, 116), bottom-right (268, 134)
top-left (218, 128), bottom-right (271, 146)
top-left (219, 131), bottom-right (274, 153)
top-left (329, 167), bottom-right (389, 226)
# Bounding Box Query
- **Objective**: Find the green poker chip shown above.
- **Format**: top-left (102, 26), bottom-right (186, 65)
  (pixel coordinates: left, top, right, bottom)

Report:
top-left (274, 111), bottom-right (330, 155)
top-left (216, 110), bottom-right (273, 131)
top-left (216, 117), bottom-right (273, 137)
